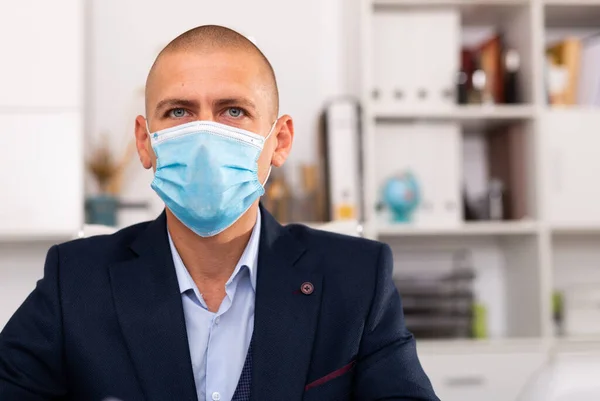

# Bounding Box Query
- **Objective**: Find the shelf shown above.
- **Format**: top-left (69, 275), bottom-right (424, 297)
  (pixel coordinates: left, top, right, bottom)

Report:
top-left (375, 105), bottom-right (534, 119)
top-left (418, 337), bottom-right (600, 354)
top-left (417, 337), bottom-right (549, 354)
top-left (417, 337), bottom-right (600, 355)
top-left (551, 224), bottom-right (600, 235)
top-left (377, 220), bottom-right (539, 237)
top-left (544, 106), bottom-right (600, 113)
top-left (555, 336), bottom-right (600, 354)
top-left (373, 0), bottom-right (529, 25)
top-left (545, 0), bottom-right (600, 5)
top-left (374, 105), bottom-right (534, 130)
top-left (545, 0), bottom-right (600, 27)
top-left (0, 231), bottom-right (74, 243)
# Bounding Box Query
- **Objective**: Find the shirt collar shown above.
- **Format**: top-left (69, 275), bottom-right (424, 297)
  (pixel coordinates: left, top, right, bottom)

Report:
top-left (168, 209), bottom-right (261, 295)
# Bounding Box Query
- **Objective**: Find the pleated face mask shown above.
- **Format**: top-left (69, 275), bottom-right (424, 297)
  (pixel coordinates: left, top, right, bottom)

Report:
top-left (148, 120), bottom-right (275, 237)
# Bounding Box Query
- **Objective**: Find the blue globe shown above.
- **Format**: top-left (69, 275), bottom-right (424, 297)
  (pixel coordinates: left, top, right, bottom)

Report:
top-left (382, 172), bottom-right (420, 223)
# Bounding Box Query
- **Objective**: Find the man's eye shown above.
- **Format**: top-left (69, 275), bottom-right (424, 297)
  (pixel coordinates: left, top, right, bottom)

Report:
top-left (169, 108), bottom-right (188, 118)
top-left (227, 107), bottom-right (245, 118)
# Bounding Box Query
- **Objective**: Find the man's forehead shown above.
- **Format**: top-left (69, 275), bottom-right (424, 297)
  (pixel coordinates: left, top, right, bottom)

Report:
top-left (150, 50), bottom-right (263, 84)
top-left (149, 52), bottom-right (264, 94)
top-left (145, 47), bottom-right (277, 118)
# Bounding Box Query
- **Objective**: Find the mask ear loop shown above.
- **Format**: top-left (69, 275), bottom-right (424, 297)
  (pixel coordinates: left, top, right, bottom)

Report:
top-left (261, 120), bottom-right (278, 186)
top-left (145, 118), bottom-right (152, 136)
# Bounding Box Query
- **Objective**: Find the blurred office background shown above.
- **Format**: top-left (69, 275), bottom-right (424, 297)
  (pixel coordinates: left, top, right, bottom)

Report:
top-left (2, 0), bottom-right (600, 399)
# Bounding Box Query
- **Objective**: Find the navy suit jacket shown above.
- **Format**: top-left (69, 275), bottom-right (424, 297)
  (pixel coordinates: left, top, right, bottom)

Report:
top-left (0, 209), bottom-right (439, 401)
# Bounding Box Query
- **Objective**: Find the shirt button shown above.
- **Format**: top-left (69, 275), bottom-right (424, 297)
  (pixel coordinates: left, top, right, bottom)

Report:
top-left (214, 316), bottom-right (220, 325)
top-left (212, 391), bottom-right (221, 401)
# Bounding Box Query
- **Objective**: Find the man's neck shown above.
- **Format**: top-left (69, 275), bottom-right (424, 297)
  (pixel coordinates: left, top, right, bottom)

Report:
top-left (166, 203), bottom-right (259, 284)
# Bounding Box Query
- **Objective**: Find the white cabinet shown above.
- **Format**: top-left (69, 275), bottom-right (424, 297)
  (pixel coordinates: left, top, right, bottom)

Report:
top-left (0, 113), bottom-right (83, 238)
top-left (0, 0), bottom-right (84, 238)
top-left (541, 110), bottom-right (600, 227)
top-left (375, 123), bottom-right (462, 227)
top-left (0, 0), bottom-right (83, 109)
top-left (420, 349), bottom-right (546, 401)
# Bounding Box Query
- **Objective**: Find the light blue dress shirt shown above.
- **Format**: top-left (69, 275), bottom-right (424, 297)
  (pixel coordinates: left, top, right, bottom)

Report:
top-left (168, 210), bottom-right (260, 401)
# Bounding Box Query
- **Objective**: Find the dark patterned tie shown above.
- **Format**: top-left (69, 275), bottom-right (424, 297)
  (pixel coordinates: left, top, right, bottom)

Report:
top-left (231, 341), bottom-right (253, 401)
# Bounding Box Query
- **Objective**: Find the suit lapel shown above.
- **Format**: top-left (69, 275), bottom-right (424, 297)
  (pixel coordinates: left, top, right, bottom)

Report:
top-left (109, 212), bottom-right (197, 401)
top-left (252, 209), bottom-right (324, 401)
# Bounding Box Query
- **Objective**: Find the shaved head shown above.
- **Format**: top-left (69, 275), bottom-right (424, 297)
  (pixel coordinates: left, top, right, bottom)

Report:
top-left (146, 25), bottom-right (279, 118)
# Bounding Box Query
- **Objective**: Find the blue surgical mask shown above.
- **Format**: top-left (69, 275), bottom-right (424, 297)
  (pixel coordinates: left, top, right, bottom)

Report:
top-left (147, 120), bottom-right (275, 237)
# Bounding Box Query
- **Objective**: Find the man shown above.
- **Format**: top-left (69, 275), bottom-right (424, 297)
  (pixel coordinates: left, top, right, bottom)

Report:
top-left (0, 25), bottom-right (438, 401)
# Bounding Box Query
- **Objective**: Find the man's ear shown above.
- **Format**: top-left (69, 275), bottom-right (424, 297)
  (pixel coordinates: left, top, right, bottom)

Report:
top-left (271, 115), bottom-right (294, 167)
top-left (134, 115), bottom-right (153, 170)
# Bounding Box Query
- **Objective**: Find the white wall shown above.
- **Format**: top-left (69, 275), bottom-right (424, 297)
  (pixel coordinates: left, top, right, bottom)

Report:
top-left (88, 0), bottom-right (362, 217)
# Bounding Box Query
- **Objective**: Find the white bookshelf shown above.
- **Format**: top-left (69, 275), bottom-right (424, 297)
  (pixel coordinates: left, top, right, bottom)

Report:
top-left (360, 0), bottom-right (600, 398)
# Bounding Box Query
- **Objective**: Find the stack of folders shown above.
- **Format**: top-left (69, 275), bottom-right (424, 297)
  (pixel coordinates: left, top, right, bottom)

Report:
top-left (546, 34), bottom-right (600, 106)
top-left (394, 255), bottom-right (476, 339)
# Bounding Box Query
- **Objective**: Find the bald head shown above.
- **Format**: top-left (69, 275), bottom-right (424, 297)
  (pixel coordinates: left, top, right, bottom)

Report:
top-left (146, 25), bottom-right (279, 118)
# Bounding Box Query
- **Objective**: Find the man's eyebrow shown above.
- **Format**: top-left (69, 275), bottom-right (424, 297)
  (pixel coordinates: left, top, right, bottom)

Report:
top-left (154, 98), bottom-right (199, 116)
top-left (213, 98), bottom-right (260, 116)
